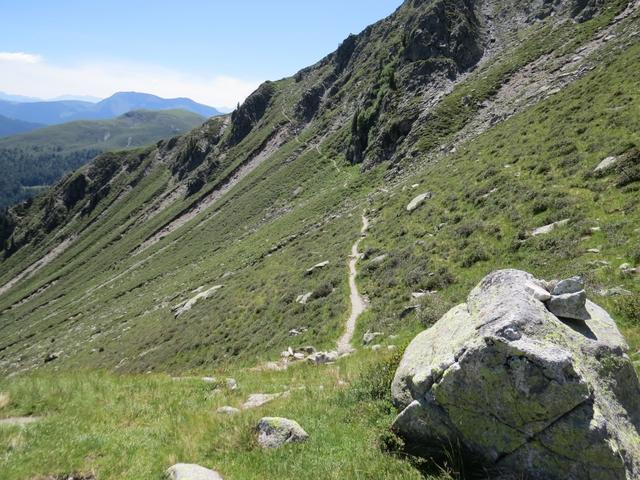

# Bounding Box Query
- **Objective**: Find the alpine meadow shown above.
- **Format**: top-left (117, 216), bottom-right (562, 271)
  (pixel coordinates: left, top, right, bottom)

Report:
top-left (1, 1), bottom-right (640, 479)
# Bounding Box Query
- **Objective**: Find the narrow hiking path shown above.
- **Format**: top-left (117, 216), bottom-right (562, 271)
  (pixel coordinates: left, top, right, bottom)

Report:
top-left (337, 214), bottom-right (369, 354)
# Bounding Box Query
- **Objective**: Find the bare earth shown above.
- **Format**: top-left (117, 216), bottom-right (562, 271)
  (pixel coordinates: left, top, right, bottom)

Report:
top-left (337, 214), bottom-right (369, 354)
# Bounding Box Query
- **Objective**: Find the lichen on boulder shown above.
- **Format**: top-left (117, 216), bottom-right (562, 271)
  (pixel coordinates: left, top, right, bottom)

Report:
top-left (391, 269), bottom-right (640, 480)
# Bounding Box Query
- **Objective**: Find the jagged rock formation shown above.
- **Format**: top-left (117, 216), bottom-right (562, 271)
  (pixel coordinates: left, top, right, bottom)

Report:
top-left (392, 269), bottom-right (640, 480)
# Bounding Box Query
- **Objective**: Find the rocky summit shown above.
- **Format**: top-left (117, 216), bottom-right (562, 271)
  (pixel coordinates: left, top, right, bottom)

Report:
top-left (392, 269), bottom-right (640, 479)
top-left (1, 0), bottom-right (640, 478)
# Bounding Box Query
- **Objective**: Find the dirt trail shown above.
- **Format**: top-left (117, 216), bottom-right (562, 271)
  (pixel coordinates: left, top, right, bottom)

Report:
top-left (337, 214), bottom-right (369, 354)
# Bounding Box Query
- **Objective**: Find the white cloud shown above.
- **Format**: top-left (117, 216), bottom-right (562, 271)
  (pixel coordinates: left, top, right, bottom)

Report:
top-left (0, 52), bottom-right (43, 63)
top-left (0, 55), bottom-right (261, 109)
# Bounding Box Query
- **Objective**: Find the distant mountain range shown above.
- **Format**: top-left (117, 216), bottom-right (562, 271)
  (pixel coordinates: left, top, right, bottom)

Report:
top-left (0, 91), bottom-right (221, 127)
top-left (0, 109), bottom-right (207, 208)
top-left (0, 114), bottom-right (44, 137)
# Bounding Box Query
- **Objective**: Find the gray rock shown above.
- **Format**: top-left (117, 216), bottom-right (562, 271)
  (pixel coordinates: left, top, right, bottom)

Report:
top-left (370, 254), bottom-right (388, 264)
top-left (552, 276), bottom-right (584, 295)
top-left (225, 378), bottom-right (238, 390)
top-left (530, 219), bottom-right (569, 236)
top-left (242, 392), bottom-right (287, 410)
top-left (598, 287), bottom-right (633, 297)
top-left (255, 417), bottom-right (309, 449)
top-left (525, 282), bottom-right (551, 302)
top-left (305, 261), bottom-right (329, 275)
top-left (165, 463), bottom-right (223, 480)
top-left (594, 156), bottom-right (618, 172)
top-left (392, 269), bottom-right (640, 480)
top-left (363, 331), bottom-right (383, 345)
top-left (547, 291), bottom-right (591, 321)
top-left (296, 292), bottom-right (313, 305)
top-left (371, 344), bottom-right (383, 351)
top-left (216, 406), bottom-right (240, 416)
top-left (296, 346), bottom-right (316, 355)
top-left (306, 351), bottom-right (338, 365)
top-left (406, 192), bottom-right (433, 212)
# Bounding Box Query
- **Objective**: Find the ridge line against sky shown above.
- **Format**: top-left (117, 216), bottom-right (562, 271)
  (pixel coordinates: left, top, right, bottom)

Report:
top-left (0, 1), bottom-right (402, 109)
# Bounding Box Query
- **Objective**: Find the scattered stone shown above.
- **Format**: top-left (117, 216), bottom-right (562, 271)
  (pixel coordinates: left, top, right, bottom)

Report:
top-left (598, 287), bottom-right (633, 297)
top-left (305, 261), bottom-right (329, 275)
top-left (406, 192), bottom-right (433, 212)
top-left (389, 335), bottom-right (399, 340)
top-left (363, 330), bottom-right (383, 345)
top-left (242, 392), bottom-right (287, 410)
top-left (292, 352), bottom-right (305, 361)
top-left (306, 351), bottom-right (338, 365)
top-left (525, 282), bottom-right (551, 302)
top-left (296, 292), bottom-right (313, 305)
top-left (295, 346), bottom-right (316, 355)
top-left (44, 351), bottom-right (62, 363)
top-left (595, 156), bottom-right (619, 173)
top-left (255, 417), bottom-right (309, 449)
top-left (281, 347), bottom-right (294, 359)
top-left (165, 463), bottom-right (223, 480)
top-left (288, 327), bottom-right (308, 337)
top-left (591, 226), bottom-right (601, 232)
top-left (392, 269), bottom-right (640, 480)
top-left (173, 285), bottom-right (223, 317)
top-left (388, 345), bottom-right (397, 351)
top-left (544, 276), bottom-right (590, 321)
top-left (225, 378), bottom-right (238, 390)
top-left (411, 184), bottom-right (420, 189)
top-left (530, 219), bottom-right (569, 236)
top-left (371, 344), bottom-right (383, 351)
top-left (586, 248), bottom-right (601, 253)
top-left (619, 263), bottom-right (637, 275)
top-left (260, 362), bottom-right (288, 372)
top-left (0, 416), bottom-right (41, 427)
top-left (370, 254), bottom-right (388, 264)
top-left (552, 276), bottom-right (584, 295)
top-left (216, 406), bottom-right (240, 416)
top-left (202, 377), bottom-right (217, 384)
top-left (547, 291), bottom-right (590, 321)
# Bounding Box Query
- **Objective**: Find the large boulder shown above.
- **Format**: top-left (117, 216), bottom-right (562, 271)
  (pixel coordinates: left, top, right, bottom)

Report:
top-left (391, 269), bottom-right (640, 480)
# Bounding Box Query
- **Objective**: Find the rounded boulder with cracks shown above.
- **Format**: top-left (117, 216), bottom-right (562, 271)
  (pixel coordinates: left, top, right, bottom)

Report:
top-left (391, 269), bottom-right (640, 480)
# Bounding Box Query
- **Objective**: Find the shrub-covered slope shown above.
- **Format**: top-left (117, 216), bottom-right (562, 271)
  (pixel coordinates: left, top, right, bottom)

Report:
top-left (0, 0), bottom-right (638, 378)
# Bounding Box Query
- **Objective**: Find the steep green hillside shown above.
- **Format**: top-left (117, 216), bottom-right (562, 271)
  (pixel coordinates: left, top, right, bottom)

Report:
top-left (0, 0), bottom-right (636, 373)
top-left (0, 109), bottom-right (206, 208)
top-left (0, 0), bottom-right (639, 478)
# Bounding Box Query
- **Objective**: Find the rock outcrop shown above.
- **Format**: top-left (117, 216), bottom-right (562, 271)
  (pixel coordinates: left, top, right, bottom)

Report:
top-left (255, 417), bottom-right (309, 449)
top-left (391, 269), bottom-right (640, 480)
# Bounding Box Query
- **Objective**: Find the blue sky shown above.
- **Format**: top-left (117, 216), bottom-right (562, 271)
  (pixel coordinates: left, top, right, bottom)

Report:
top-left (0, 0), bottom-right (402, 108)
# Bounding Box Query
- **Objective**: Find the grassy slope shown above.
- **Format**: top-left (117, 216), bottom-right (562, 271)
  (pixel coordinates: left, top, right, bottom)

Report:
top-left (0, 12), bottom-right (639, 478)
top-left (0, 109), bottom-right (206, 208)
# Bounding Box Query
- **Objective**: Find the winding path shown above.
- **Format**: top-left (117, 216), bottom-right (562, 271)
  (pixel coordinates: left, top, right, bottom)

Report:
top-left (337, 214), bottom-right (369, 354)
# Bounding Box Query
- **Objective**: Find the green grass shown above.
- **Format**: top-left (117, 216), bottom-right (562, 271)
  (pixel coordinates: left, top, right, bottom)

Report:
top-left (0, 349), bottom-right (445, 480)
top-left (0, 3), bottom-right (638, 479)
